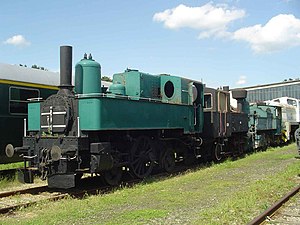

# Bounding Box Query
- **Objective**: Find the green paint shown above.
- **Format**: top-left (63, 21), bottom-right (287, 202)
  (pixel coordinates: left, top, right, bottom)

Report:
top-left (28, 102), bottom-right (40, 131)
top-left (249, 104), bottom-right (282, 134)
top-left (113, 70), bottom-right (160, 100)
top-left (75, 57), bottom-right (101, 94)
top-left (109, 83), bottom-right (125, 95)
top-left (77, 68), bottom-right (204, 134)
top-left (78, 95), bottom-right (198, 134)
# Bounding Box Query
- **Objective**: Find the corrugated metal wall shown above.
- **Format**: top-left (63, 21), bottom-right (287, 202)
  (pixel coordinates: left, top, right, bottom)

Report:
top-left (246, 83), bottom-right (300, 103)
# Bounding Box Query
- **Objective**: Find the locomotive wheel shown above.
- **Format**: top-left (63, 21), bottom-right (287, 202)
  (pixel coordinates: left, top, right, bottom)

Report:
top-left (75, 173), bottom-right (83, 184)
top-left (260, 134), bottom-right (268, 151)
top-left (160, 148), bottom-right (175, 173)
top-left (214, 143), bottom-right (223, 161)
top-left (101, 167), bottom-right (122, 186)
top-left (130, 136), bottom-right (155, 179)
top-left (239, 141), bottom-right (246, 155)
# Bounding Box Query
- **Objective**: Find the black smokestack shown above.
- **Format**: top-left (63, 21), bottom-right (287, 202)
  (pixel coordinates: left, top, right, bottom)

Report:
top-left (59, 46), bottom-right (73, 94)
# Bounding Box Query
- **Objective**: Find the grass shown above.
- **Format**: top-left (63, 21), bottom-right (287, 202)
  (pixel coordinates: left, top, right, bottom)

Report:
top-left (0, 144), bottom-right (299, 224)
top-left (0, 176), bottom-right (18, 191)
top-left (0, 161), bottom-right (24, 170)
top-left (0, 161), bottom-right (24, 191)
top-left (0, 175), bottom-right (46, 192)
top-left (195, 163), bottom-right (299, 224)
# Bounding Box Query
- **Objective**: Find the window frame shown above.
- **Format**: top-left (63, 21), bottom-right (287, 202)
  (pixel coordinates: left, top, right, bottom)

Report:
top-left (9, 86), bottom-right (40, 115)
top-left (204, 93), bottom-right (213, 109)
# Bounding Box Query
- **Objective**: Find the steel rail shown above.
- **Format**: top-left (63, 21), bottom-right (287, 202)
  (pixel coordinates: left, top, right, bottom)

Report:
top-left (0, 161), bottom-right (247, 215)
top-left (0, 193), bottom-right (69, 214)
top-left (247, 184), bottom-right (300, 225)
top-left (0, 185), bottom-right (48, 198)
top-left (0, 180), bottom-right (139, 214)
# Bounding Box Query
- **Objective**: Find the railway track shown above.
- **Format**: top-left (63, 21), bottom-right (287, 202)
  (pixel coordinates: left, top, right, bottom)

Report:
top-left (0, 181), bottom-right (107, 214)
top-left (0, 183), bottom-right (72, 214)
top-left (1, 155), bottom-right (294, 217)
top-left (0, 171), bottom-right (159, 215)
top-left (0, 185), bottom-right (48, 198)
top-left (0, 157), bottom-right (263, 215)
top-left (248, 184), bottom-right (300, 225)
top-left (0, 163), bottom-right (194, 215)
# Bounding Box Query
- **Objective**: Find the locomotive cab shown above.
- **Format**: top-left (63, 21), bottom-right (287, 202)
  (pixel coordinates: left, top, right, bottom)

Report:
top-left (203, 87), bottom-right (231, 139)
top-left (201, 87), bottom-right (249, 161)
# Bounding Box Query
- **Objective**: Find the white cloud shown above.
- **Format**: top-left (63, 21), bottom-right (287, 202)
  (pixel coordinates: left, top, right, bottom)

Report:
top-left (3, 35), bottom-right (31, 47)
top-left (153, 2), bottom-right (245, 39)
top-left (233, 14), bottom-right (300, 53)
top-left (154, 3), bottom-right (300, 54)
top-left (236, 75), bottom-right (247, 85)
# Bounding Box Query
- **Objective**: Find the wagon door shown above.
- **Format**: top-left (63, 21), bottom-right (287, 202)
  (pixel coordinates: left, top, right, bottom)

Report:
top-left (217, 91), bottom-right (230, 137)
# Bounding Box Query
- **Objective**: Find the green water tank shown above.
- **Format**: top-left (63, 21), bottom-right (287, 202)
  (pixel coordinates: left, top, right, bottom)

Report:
top-left (75, 53), bottom-right (101, 94)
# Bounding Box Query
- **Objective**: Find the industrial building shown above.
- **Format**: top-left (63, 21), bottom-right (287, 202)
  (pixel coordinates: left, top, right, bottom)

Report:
top-left (242, 79), bottom-right (300, 103)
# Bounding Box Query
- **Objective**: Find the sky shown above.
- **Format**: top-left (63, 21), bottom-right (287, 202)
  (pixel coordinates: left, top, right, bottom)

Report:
top-left (1, 0), bottom-right (300, 88)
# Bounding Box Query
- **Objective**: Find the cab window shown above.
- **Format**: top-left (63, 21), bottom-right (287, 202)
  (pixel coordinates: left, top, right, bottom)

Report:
top-left (287, 99), bottom-right (296, 106)
top-left (204, 94), bottom-right (212, 109)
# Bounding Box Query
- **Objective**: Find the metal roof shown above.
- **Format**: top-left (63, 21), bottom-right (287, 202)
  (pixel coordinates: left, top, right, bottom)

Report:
top-left (0, 62), bottom-right (59, 86)
top-left (242, 79), bottom-right (300, 90)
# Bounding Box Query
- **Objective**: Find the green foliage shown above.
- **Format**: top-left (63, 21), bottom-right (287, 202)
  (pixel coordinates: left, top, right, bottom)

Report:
top-left (101, 76), bottom-right (112, 82)
top-left (31, 65), bottom-right (48, 71)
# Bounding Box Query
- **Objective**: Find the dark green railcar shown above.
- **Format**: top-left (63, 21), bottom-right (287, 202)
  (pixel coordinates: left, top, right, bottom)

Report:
top-left (0, 63), bottom-right (59, 163)
top-left (249, 103), bottom-right (283, 149)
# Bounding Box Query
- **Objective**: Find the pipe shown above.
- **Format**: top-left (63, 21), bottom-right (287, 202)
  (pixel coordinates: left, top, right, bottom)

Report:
top-left (24, 118), bottom-right (27, 137)
top-left (77, 117), bottom-right (80, 137)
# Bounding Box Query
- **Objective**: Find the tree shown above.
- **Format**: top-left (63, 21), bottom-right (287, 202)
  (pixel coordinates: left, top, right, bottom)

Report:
top-left (31, 64), bottom-right (48, 71)
top-left (101, 76), bottom-right (112, 82)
